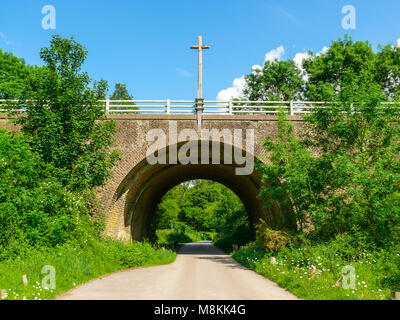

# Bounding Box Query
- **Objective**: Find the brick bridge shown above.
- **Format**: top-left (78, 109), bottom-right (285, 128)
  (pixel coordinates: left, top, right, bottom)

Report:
top-left (0, 112), bottom-right (304, 242)
top-left (96, 113), bottom-right (305, 242)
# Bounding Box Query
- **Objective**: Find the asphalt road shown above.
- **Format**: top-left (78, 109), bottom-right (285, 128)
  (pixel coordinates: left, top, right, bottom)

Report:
top-left (58, 241), bottom-right (298, 300)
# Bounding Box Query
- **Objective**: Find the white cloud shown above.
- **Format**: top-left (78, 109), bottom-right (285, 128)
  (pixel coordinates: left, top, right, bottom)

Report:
top-left (216, 45), bottom-right (285, 100)
top-left (216, 76), bottom-right (245, 101)
top-left (279, 8), bottom-right (298, 24)
top-left (176, 68), bottom-right (192, 77)
top-left (395, 39), bottom-right (400, 48)
top-left (251, 64), bottom-right (263, 75)
top-left (0, 32), bottom-right (18, 45)
top-left (293, 52), bottom-right (310, 70)
top-left (216, 44), bottom-right (331, 100)
top-left (265, 45), bottom-right (285, 62)
top-left (293, 52), bottom-right (311, 82)
top-left (316, 46), bottom-right (329, 56)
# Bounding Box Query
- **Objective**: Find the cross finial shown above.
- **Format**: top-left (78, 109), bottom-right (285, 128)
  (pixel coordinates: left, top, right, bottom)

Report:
top-left (190, 36), bottom-right (210, 99)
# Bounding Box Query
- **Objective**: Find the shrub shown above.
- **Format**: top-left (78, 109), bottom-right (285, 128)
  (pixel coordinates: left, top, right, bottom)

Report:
top-left (255, 220), bottom-right (295, 251)
top-left (0, 129), bottom-right (95, 257)
top-left (258, 85), bottom-right (400, 247)
top-left (214, 225), bottom-right (252, 252)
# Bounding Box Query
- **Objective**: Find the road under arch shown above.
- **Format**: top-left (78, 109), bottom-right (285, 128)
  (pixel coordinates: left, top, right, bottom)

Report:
top-left (111, 141), bottom-right (295, 241)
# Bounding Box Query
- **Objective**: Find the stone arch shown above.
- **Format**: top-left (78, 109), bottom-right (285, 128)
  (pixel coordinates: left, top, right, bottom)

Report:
top-left (104, 140), bottom-right (294, 241)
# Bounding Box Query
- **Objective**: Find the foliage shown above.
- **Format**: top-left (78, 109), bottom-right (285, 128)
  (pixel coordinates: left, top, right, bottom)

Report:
top-left (232, 236), bottom-right (400, 300)
top-left (244, 60), bottom-right (304, 101)
top-left (109, 83), bottom-right (137, 112)
top-left (12, 35), bottom-right (120, 191)
top-left (152, 180), bottom-right (249, 233)
top-left (0, 128), bottom-right (175, 300)
top-left (152, 180), bottom-right (251, 249)
top-left (110, 83), bottom-right (134, 100)
top-left (0, 48), bottom-right (36, 99)
top-left (303, 35), bottom-right (376, 101)
top-left (213, 226), bottom-right (252, 252)
top-left (0, 129), bottom-right (95, 253)
top-left (180, 180), bottom-right (226, 231)
top-left (155, 221), bottom-right (214, 247)
top-left (255, 220), bottom-right (295, 251)
top-left (0, 238), bottom-right (175, 300)
top-left (239, 35), bottom-right (400, 300)
top-left (151, 183), bottom-right (188, 230)
top-left (243, 35), bottom-right (400, 102)
top-left (257, 71), bottom-right (400, 246)
top-left (0, 36), bottom-right (176, 301)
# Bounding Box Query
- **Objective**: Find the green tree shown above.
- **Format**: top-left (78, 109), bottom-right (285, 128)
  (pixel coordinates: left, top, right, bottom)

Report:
top-left (303, 35), bottom-right (377, 101)
top-left (375, 43), bottom-right (400, 99)
top-left (110, 83), bottom-right (133, 100)
top-left (13, 35), bottom-right (120, 191)
top-left (151, 183), bottom-right (189, 230)
top-left (109, 83), bottom-right (137, 112)
top-left (180, 180), bottom-right (222, 231)
top-left (243, 35), bottom-right (400, 103)
top-left (0, 48), bottom-right (35, 99)
top-left (0, 129), bottom-right (93, 253)
top-left (243, 60), bottom-right (304, 101)
top-left (258, 69), bottom-right (400, 247)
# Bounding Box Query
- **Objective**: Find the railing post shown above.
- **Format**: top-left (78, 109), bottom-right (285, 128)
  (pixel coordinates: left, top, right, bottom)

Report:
top-left (166, 99), bottom-right (171, 114)
top-left (289, 100), bottom-right (294, 116)
top-left (228, 100), bottom-right (233, 115)
top-left (105, 99), bottom-right (110, 114)
top-left (195, 98), bottom-right (204, 131)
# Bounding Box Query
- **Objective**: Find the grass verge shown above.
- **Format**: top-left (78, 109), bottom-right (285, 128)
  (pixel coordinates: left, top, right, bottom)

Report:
top-left (0, 238), bottom-right (176, 300)
top-left (231, 236), bottom-right (398, 300)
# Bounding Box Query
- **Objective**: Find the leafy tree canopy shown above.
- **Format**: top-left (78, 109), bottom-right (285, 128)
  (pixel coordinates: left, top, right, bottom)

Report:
top-left (244, 35), bottom-right (400, 102)
top-left (244, 60), bottom-right (304, 101)
top-left (0, 48), bottom-right (36, 99)
top-left (13, 34), bottom-right (120, 191)
top-left (257, 68), bottom-right (400, 247)
top-left (152, 180), bottom-right (248, 235)
top-left (110, 83), bottom-right (133, 100)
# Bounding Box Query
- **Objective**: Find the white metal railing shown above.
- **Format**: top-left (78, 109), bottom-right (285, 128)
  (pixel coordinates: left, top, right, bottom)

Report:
top-left (1, 99), bottom-right (400, 115)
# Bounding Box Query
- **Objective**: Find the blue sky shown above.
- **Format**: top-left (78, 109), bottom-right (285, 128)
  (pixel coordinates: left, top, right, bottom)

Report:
top-left (1, 0), bottom-right (400, 100)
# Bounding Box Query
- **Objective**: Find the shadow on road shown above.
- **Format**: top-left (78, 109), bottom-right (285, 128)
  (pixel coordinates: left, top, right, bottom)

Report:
top-left (177, 241), bottom-right (248, 270)
top-left (196, 256), bottom-right (247, 270)
top-left (177, 241), bottom-right (224, 255)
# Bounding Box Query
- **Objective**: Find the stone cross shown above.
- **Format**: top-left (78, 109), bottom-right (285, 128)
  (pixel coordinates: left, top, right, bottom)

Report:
top-left (190, 36), bottom-right (210, 130)
top-left (190, 35), bottom-right (210, 99)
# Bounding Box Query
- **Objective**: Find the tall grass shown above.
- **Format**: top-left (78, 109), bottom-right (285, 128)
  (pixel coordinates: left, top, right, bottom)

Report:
top-left (0, 238), bottom-right (176, 300)
top-left (232, 236), bottom-right (398, 300)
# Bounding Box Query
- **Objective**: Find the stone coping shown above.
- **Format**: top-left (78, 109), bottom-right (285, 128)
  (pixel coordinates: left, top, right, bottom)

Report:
top-left (0, 113), bottom-right (304, 121)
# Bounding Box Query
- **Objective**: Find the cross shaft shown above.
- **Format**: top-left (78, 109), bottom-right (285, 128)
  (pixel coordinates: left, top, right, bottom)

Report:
top-left (190, 36), bottom-right (210, 99)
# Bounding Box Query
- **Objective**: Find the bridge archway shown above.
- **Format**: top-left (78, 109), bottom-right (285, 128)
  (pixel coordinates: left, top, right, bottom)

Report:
top-left (108, 141), bottom-right (294, 241)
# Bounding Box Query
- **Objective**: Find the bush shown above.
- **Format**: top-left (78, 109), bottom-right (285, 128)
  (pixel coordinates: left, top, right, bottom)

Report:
top-left (258, 97), bottom-right (400, 247)
top-left (0, 129), bottom-right (96, 256)
top-left (255, 220), bottom-right (296, 251)
top-left (155, 221), bottom-right (214, 247)
top-left (213, 225), bottom-right (252, 252)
